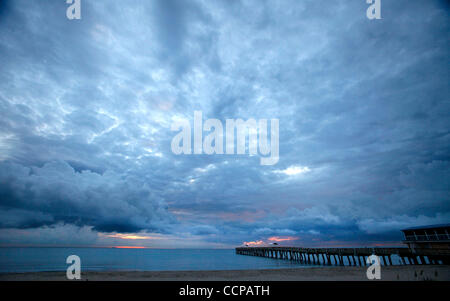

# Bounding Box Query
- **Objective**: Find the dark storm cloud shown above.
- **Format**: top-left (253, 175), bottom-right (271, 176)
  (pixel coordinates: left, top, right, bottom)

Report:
top-left (0, 0), bottom-right (449, 246)
top-left (0, 161), bottom-right (174, 233)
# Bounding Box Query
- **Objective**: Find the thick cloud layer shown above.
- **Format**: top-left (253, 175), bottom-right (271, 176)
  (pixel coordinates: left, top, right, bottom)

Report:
top-left (0, 0), bottom-right (449, 247)
top-left (0, 161), bottom-right (173, 232)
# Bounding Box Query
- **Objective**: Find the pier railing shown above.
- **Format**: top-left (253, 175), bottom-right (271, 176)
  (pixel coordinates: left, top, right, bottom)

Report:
top-left (235, 247), bottom-right (450, 266)
top-left (404, 234), bottom-right (450, 242)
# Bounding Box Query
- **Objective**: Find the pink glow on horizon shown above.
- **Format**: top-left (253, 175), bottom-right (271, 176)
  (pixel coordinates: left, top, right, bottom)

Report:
top-left (243, 240), bottom-right (265, 246)
top-left (100, 233), bottom-right (162, 240)
top-left (113, 246), bottom-right (147, 249)
top-left (267, 236), bottom-right (299, 242)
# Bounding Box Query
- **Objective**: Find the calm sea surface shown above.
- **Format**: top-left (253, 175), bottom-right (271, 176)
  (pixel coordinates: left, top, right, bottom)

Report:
top-left (0, 248), bottom-right (314, 273)
top-left (0, 247), bottom-right (406, 273)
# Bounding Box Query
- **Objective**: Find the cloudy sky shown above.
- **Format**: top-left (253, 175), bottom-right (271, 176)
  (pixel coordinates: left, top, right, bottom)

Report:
top-left (0, 0), bottom-right (449, 248)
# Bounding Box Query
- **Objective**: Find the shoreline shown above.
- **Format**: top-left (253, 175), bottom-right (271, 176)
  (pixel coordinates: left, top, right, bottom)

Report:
top-left (1, 265), bottom-right (449, 281)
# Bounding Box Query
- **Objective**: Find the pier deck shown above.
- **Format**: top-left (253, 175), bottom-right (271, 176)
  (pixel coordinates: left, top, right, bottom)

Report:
top-left (235, 247), bottom-right (450, 266)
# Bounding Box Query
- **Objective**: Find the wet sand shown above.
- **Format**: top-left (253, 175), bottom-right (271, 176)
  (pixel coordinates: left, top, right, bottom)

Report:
top-left (1, 265), bottom-right (449, 281)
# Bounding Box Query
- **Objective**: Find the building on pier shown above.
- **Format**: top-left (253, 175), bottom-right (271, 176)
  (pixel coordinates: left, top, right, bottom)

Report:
top-left (401, 224), bottom-right (450, 250)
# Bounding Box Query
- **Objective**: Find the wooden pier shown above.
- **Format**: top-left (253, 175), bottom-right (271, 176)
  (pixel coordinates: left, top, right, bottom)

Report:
top-left (235, 247), bottom-right (450, 266)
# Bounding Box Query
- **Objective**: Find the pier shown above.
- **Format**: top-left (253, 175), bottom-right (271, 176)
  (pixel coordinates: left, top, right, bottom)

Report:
top-left (235, 247), bottom-right (450, 266)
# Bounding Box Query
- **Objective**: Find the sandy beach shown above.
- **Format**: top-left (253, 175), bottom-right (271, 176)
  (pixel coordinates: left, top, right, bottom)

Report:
top-left (1, 265), bottom-right (449, 281)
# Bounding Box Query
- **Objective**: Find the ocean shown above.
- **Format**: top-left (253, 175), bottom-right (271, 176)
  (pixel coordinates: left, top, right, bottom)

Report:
top-left (0, 247), bottom-right (314, 273)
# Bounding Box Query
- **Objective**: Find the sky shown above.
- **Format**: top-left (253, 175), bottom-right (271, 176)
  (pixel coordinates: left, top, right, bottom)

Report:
top-left (0, 0), bottom-right (449, 248)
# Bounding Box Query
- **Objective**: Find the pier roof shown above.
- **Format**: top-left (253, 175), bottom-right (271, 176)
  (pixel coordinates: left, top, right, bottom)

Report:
top-left (401, 223), bottom-right (450, 231)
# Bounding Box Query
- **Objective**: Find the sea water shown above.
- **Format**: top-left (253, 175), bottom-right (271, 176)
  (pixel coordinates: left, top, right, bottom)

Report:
top-left (0, 248), bottom-right (310, 273)
top-left (0, 247), bottom-right (406, 273)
